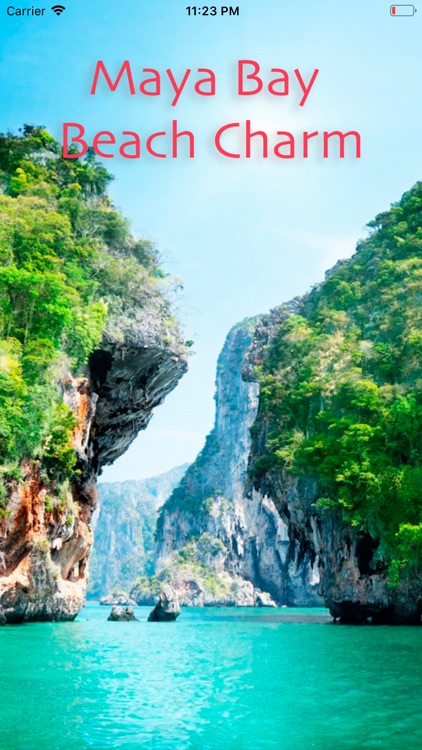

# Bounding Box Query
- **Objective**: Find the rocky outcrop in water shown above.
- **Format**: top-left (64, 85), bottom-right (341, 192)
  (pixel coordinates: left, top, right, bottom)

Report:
top-left (108, 604), bottom-right (138, 622)
top-left (255, 591), bottom-right (277, 608)
top-left (155, 318), bottom-right (322, 607)
top-left (0, 334), bottom-right (187, 623)
top-left (148, 584), bottom-right (180, 622)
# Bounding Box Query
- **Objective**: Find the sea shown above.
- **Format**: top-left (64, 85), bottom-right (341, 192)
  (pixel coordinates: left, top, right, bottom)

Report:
top-left (0, 603), bottom-right (421, 749)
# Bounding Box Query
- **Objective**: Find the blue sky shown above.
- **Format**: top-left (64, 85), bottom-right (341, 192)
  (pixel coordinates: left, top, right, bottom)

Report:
top-left (1, 0), bottom-right (421, 480)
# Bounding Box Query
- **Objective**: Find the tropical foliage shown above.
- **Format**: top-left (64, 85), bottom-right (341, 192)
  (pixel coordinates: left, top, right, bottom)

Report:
top-left (0, 125), bottom-right (177, 484)
top-left (251, 183), bottom-right (422, 581)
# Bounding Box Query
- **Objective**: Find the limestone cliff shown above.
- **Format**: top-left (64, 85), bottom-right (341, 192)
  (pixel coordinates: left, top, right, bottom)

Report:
top-left (246, 184), bottom-right (422, 624)
top-left (0, 126), bottom-right (189, 623)
top-left (89, 464), bottom-right (189, 598)
top-left (155, 318), bottom-right (321, 606)
top-left (155, 185), bottom-right (422, 623)
top-left (246, 304), bottom-right (421, 623)
top-left (0, 333), bottom-right (187, 622)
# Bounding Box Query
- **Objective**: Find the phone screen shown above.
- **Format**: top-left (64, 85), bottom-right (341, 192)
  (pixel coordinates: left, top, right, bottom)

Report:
top-left (1, 1), bottom-right (421, 748)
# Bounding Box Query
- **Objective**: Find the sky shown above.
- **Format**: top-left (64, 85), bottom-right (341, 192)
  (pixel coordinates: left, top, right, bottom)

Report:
top-left (0, 0), bottom-right (421, 480)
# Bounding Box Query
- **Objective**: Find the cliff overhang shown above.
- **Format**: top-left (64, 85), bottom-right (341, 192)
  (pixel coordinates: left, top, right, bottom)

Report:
top-left (0, 333), bottom-right (187, 623)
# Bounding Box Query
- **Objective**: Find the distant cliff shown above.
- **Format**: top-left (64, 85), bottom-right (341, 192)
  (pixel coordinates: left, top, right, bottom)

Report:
top-left (89, 465), bottom-right (189, 598)
top-left (154, 318), bottom-right (321, 606)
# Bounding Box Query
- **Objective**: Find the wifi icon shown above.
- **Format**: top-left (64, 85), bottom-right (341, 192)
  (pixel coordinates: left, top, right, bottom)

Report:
top-left (51, 5), bottom-right (66, 14)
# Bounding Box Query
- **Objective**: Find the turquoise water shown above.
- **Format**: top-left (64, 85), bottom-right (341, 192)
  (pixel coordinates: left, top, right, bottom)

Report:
top-left (0, 605), bottom-right (421, 750)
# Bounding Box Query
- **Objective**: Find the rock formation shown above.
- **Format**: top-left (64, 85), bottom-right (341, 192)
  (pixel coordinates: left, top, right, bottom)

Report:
top-left (154, 318), bottom-right (322, 607)
top-left (246, 305), bottom-right (422, 624)
top-left (90, 465), bottom-right (189, 598)
top-left (0, 334), bottom-right (187, 622)
top-left (245, 185), bottom-right (422, 624)
top-left (107, 604), bottom-right (138, 622)
top-left (246, 302), bottom-right (422, 623)
top-left (148, 584), bottom-right (180, 622)
top-left (0, 126), bottom-right (189, 624)
top-left (154, 185), bottom-right (422, 624)
top-left (255, 591), bottom-right (277, 608)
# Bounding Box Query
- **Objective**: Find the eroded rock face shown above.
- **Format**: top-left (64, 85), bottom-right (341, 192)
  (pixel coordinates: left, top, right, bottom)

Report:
top-left (255, 591), bottom-right (277, 608)
top-left (107, 605), bottom-right (138, 622)
top-left (148, 584), bottom-right (180, 622)
top-left (88, 343), bottom-right (187, 470)
top-left (246, 306), bottom-right (422, 625)
top-left (0, 336), bottom-right (187, 623)
top-left (318, 522), bottom-right (422, 624)
top-left (264, 477), bottom-right (422, 624)
top-left (155, 318), bottom-right (322, 607)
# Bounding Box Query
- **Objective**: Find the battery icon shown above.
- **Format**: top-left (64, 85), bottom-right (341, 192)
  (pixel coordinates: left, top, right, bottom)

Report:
top-left (390, 4), bottom-right (416, 14)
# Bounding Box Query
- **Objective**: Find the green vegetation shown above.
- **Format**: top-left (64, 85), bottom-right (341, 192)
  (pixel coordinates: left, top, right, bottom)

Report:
top-left (170, 536), bottom-right (227, 597)
top-left (0, 126), bottom-right (179, 488)
top-left (133, 574), bottom-right (163, 597)
top-left (133, 534), bottom-right (229, 601)
top-left (168, 533), bottom-right (226, 569)
top-left (251, 184), bottom-right (422, 582)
